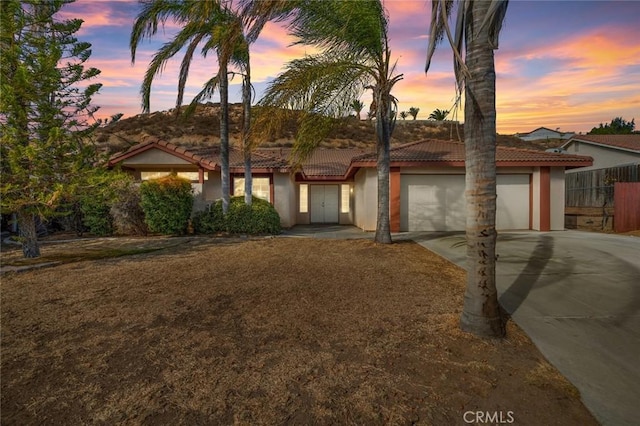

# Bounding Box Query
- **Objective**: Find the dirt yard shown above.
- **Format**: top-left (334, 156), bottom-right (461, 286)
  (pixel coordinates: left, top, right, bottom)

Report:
top-left (1, 236), bottom-right (597, 425)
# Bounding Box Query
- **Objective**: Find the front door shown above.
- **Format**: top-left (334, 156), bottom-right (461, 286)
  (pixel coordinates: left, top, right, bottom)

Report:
top-left (310, 185), bottom-right (339, 223)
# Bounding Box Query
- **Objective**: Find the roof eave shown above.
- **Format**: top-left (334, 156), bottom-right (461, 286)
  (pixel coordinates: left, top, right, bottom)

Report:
top-left (108, 140), bottom-right (217, 171)
top-left (562, 138), bottom-right (640, 154)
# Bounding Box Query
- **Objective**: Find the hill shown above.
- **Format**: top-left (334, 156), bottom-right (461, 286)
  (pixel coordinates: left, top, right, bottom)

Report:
top-left (95, 102), bottom-right (564, 154)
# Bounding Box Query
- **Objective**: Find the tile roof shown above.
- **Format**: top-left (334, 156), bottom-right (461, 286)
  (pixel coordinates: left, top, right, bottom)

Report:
top-left (562, 134), bottom-right (640, 153)
top-left (353, 139), bottom-right (593, 165)
top-left (299, 148), bottom-right (369, 177)
top-left (108, 137), bottom-right (217, 169)
top-left (110, 138), bottom-right (593, 177)
top-left (189, 146), bottom-right (290, 170)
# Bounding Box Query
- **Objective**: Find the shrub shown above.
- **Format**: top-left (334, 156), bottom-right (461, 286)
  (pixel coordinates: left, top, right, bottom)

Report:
top-left (192, 202), bottom-right (225, 234)
top-left (77, 171), bottom-right (132, 236)
top-left (110, 181), bottom-right (148, 236)
top-left (193, 196), bottom-right (281, 235)
top-left (81, 196), bottom-right (113, 236)
top-left (140, 175), bottom-right (193, 235)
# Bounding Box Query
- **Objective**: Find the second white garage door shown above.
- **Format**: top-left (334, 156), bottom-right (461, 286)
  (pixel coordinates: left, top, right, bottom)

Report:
top-left (400, 174), bottom-right (530, 231)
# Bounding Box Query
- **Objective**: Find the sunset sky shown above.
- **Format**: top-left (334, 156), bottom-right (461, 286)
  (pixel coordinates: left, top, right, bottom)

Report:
top-left (62, 0), bottom-right (640, 135)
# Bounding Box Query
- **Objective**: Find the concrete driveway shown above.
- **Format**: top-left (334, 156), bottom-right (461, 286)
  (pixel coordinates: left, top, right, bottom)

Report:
top-left (412, 230), bottom-right (640, 426)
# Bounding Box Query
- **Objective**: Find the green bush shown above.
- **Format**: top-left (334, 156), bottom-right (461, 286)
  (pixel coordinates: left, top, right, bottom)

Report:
top-left (192, 202), bottom-right (225, 234)
top-left (77, 170), bottom-right (133, 236)
top-left (110, 181), bottom-right (148, 236)
top-left (81, 197), bottom-right (113, 236)
top-left (193, 196), bottom-right (281, 235)
top-left (140, 175), bottom-right (193, 235)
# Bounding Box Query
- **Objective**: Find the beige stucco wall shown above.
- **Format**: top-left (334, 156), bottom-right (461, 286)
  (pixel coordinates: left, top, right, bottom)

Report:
top-left (201, 172), bottom-right (221, 205)
top-left (354, 168), bottom-right (378, 231)
top-left (399, 167), bottom-right (465, 175)
top-left (565, 142), bottom-right (640, 171)
top-left (122, 148), bottom-right (191, 165)
top-left (531, 168), bottom-right (541, 230)
top-left (273, 173), bottom-right (296, 228)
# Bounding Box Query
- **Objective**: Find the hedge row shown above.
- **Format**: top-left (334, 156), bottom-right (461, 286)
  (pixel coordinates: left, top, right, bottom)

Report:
top-left (77, 174), bottom-right (281, 236)
top-left (193, 196), bottom-right (281, 235)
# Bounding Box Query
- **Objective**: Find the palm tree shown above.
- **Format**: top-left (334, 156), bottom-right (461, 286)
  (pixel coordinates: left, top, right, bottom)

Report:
top-left (130, 0), bottom-right (248, 214)
top-left (408, 106), bottom-right (420, 120)
top-left (400, 111), bottom-right (408, 120)
top-left (350, 99), bottom-right (364, 120)
top-left (426, 0), bottom-right (509, 337)
top-left (185, 8), bottom-right (258, 206)
top-left (429, 108), bottom-right (449, 121)
top-left (250, 0), bottom-right (402, 244)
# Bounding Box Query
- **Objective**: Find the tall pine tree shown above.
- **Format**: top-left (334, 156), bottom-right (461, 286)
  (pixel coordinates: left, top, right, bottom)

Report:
top-left (1, 0), bottom-right (104, 257)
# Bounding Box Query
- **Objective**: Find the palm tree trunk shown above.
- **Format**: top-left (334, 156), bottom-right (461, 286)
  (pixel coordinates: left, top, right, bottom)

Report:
top-left (374, 92), bottom-right (392, 244)
top-left (18, 208), bottom-right (41, 258)
top-left (219, 58), bottom-right (230, 214)
top-left (242, 61), bottom-right (252, 206)
top-left (460, 0), bottom-right (504, 337)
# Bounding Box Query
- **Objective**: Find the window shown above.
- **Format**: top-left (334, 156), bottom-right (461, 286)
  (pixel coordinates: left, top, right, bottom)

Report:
top-left (140, 171), bottom-right (170, 180)
top-left (177, 171), bottom-right (207, 181)
top-left (140, 171), bottom-right (206, 181)
top-left (341, 184), bottom-right (350, 213)
top-left (234, 177), bottom-right (270, 202)
top-left (299, 184), bottom-right (308, 213)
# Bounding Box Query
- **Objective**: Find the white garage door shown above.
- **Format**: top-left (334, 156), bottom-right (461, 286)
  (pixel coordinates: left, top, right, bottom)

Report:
top-left (496, 174), bottom-right (530, 230)
top-left (401, 174), bottom-right (529, 231)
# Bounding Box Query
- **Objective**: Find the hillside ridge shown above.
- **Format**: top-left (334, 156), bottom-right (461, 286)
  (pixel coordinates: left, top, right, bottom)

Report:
top-left (95, 102), bottom-right (563, 154)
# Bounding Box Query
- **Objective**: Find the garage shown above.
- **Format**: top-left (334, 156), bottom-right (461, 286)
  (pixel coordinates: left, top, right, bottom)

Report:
top-left (400, 174), bottom-right (530, 231)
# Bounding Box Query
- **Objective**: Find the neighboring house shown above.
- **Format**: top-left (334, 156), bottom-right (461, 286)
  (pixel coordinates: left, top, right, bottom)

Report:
top-left (516, 127), bottom-right (575, 141)
top-left (561, 134), bottom-right (640, 172)
top-left (108, 137), bottom-right (592, 232)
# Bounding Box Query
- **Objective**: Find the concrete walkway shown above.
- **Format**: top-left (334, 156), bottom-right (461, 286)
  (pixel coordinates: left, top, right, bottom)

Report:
top-left (283, 226), bottom-right (640, 425)
top-left (412, 230), bottom-right (640, 426)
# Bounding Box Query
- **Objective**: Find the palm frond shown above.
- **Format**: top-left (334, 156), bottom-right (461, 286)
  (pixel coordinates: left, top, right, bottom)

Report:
top-left (478, 0), bottom-right (509, 49)
top-left (260, 53), bottom-right (370, 119)
top-left (256, 52), bottom-right (372, 164)
top-left (176, 33), bottom-right (206, 112)
top-left (130, 0), bottom-right (186, 63)
top-left (425, 0), bottom-right (453, 73)
top-left (286, 0), bottom-right (388, 59)
top-left (138, 23), bottom-right (205, 113)
top-left (239, 0), bottom-right (299, 44)
top-left (184, 74), bottom-right (221, 118)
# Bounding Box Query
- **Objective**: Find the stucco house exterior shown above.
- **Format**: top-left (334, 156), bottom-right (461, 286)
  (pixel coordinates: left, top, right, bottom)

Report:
top-left (108, 137), bottom-right (592, 232)
top-left (516, 127), bottom-right (575, 141)
top-left (561, 134), bottom-right (640, 172)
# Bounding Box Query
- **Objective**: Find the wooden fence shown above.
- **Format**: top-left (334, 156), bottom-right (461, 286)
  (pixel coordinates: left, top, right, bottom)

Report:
top-left (614, 182), bottom-right (640, 232)
top-left (565, 164), bottom-right (640, 231)
top-left (566, 164), bottom-right (640, 207)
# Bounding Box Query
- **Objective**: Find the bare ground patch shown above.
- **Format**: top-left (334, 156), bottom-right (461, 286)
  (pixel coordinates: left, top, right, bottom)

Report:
top-left (1, 237), bottom-right (597, 425)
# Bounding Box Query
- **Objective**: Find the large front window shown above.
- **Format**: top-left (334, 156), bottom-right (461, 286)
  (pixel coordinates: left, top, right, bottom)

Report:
top-left (234, 177), bottom-right (270, 202)
top-left (140, 171), bottom-right (206, 182)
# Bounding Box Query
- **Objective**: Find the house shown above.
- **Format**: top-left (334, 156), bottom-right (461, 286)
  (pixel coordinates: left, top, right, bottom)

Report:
top-left (516, 127), bottom-right (575, 141)
top-left (108, 137), bottom-right (592, 232)
top-left (561, 134), bottom-right (640, 172)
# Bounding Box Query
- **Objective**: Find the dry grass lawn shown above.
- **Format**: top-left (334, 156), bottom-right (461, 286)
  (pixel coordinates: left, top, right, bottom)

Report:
top-left (1, 236), bottom-right (597, 425)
